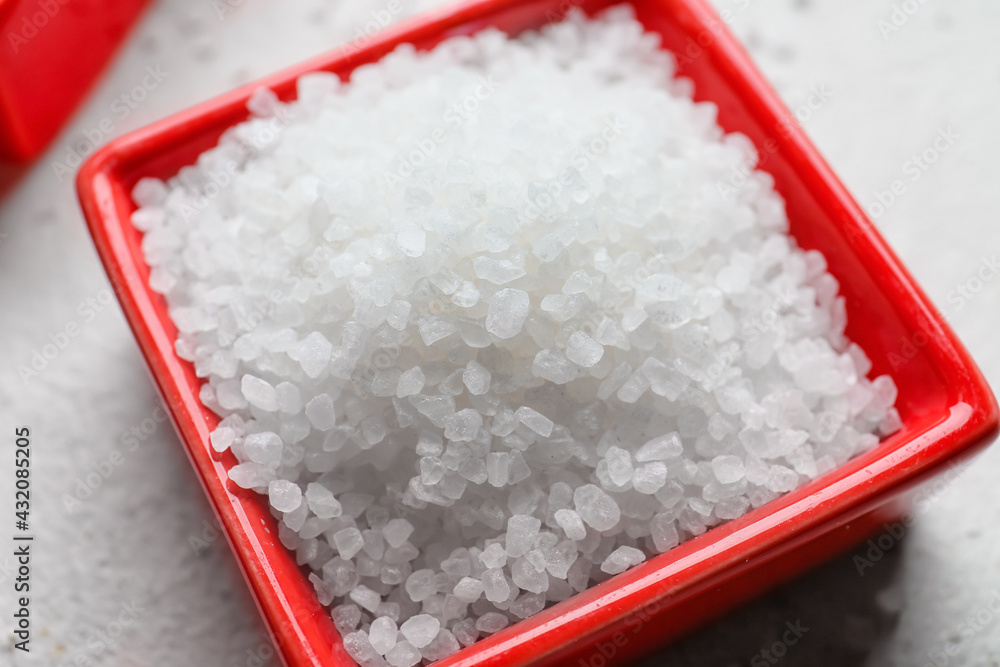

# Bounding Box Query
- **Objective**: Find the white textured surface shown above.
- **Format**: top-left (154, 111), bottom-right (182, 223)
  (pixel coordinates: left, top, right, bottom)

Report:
top-left (0, 1), bottom-right (998, 665)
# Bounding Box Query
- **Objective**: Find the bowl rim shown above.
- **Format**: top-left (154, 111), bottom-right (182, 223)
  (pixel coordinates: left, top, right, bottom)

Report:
top-left (75, 0), bottom-right (999, 665)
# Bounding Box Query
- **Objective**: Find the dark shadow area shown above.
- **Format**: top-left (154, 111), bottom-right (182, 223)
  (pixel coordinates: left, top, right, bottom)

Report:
top-left (635, 540), bottom-right (905, 667)
top-left (0, 160), bottom-right (28, 204)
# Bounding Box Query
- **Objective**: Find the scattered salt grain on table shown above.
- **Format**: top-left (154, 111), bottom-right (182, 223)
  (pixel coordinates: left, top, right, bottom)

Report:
top-left (132, 6), bottom-right (900, 664)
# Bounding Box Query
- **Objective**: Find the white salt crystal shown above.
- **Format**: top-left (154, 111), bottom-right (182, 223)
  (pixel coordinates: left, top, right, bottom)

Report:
top-left (405, 569), bottom-right (438, 602)
top-left (632, 462), bottom-right (667, 494)
top-left (574, 484), bottom-right (621, 531)
top-left (382, 519), bottom-right (414, 549)
top-left (639, 274), bottom-right (685, 303)
top-left (562, 270), bottom-right (592, 294)
top-left (305, 483), bottom-right (342, 518)
top-left (604, 446), bottom-right (633, 487)
top-left (539, 294), bottom-right (582, 322)
top-left (621, 307), bottom-right (648, 332)
top-left (454, 577), bottom-right (485, 602)
top-left (711, 455), bottom-right (746, 484)
top-left (565, 331), bottom-right (604, 368)
top-left (554, 509), bottom-right (587, 540)
top-left (387, 300), bottom-right (411, 330)
top-left (333, 527), bottom-right (365, 560)
top-left (474, 256), bottom-right (526, 284)
top-left (601, 546), bottom-right (645, 574)
top-left (241, 375), bottom-right (278, 411)
top-left (482, 568), bottom-right (510, 603)
top-left (275, 382), bottom-right (303, 414)
top-left (594, 318), bottom-right (630, 351)
top-left (397, 227), bottom-right (426, 257)
top-left (349, 585), bottom-right (382, 614)
top-left (396, 367), bottom-right (426, 398)
top-left (243, 432), bottom-right (283, 468)
top-left (505, 515), bottom-right (541, 558)
top-left (132, 177), bottom-right (168, 207)
top-left (294, 332), bottom-right (333, 378)
top-left (486, 452), bottom-right (510, 487)
top-left (362, 415), bottom-right (388, 446)
top-left (444, 409), bottom-right (483, 442)
top-left (475, 612), bottom-right (509, 634)
top-left (485, 289), bottom-right (530, 339)
top-left (369, 616), bottom-right (398, 655)
top-left (480, 543), bottom-right (508, 569)
top-left (511, 557), bottom-right (549, 594)
top-left (343, 631), bottom-right (382, 666)
top-left (387, 641), bottom-right (422, 667)
top-left (515, 406), bottom-right (553, 437)
top-left (598, 362), bottom-right (632, 400)
top-left (636, 433), bottom-right (683, 462)
top-left (650, 514), bottom-right (679, 552)
top-left (418, 316), bottom-right (457, 345)
top-left (616, 370), bottom-right (649, 403)
top-left (453, 619), bottom-right (479, 647)
top-left (305, 394), bottom-right (336, 431)
top-left (415, 432), bottom-right (443, 457)
top-left (400, 614), bottom-right (440, 649)
top-left (268, 479), bottom-right (302, 512)
top-left (463, 360), bottom-right (491, 395)
top-left (420, 628), bottom-right (461, 661)
top-left (332, 604), bottom-right (362, 635)
top-left (452, 281), bottom-right (480, 307)
top-left (228, 462), bottom-right (273, 489)
top-left (532, 349), bottom-right (577, 384)
top-left (430, 269), bottom-right (463, 295)
top-left (210, 427), bottom-right (235, 453)
top-left (766, 465), bottom-right (800, 493)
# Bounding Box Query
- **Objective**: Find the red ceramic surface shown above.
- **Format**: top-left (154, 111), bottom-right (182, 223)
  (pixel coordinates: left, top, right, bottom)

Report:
top-left (0, 0), bottom-right (152, 162)
top-left (75, 0), bottom-right (999, 665)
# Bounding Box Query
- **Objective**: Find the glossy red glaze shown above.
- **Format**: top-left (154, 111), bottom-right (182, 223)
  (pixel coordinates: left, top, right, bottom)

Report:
top-left (0, 0), bottom-right (151, 161)
top-left (75, 0), bottom-right (999, 665)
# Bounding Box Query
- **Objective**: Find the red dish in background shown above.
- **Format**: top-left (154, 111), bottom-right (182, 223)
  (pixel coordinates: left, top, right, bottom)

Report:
top-left (0, 0), bottom-right (152, 162)
top-left (75, 0), bottom-right (998, 665)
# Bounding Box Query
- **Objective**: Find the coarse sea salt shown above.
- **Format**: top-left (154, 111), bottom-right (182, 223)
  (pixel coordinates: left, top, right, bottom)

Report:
top-left (132, 6), bottom-right (899, 665)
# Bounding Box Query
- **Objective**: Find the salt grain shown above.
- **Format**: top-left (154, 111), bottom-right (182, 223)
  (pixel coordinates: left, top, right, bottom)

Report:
top-left (601, 546), bottom-right (646, 574)
top-left (400, 614), bottom-right (441, 648)
top-left (268, 479), bottom-right (302, 512)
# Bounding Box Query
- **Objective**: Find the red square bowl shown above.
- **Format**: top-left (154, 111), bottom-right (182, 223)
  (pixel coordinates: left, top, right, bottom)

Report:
top-left (75, 0), bottom-right (999, 665)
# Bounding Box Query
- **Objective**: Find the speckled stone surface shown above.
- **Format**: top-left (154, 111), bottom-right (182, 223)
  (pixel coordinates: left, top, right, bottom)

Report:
top-left (1, 1), bottom-right (998, 665)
